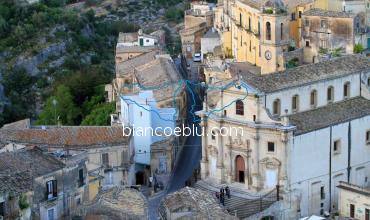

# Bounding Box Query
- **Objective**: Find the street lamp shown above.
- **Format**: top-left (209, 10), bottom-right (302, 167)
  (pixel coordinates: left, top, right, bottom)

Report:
top-left (52, 99), bottom-right (57, 125)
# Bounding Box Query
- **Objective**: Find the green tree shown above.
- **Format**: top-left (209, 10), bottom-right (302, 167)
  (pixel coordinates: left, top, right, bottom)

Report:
top-left (0, 69), bottom-right (37, 125)
top-left (37, 85), bottom-right (81, 125)
top-left (81, 102), bottom-right (115, 126)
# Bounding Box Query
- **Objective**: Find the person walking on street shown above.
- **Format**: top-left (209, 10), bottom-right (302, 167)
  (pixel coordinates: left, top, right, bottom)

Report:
top-left (220, 192), bottom-right (225, 206)
top-left (225, 186), bottom-right (230, 198)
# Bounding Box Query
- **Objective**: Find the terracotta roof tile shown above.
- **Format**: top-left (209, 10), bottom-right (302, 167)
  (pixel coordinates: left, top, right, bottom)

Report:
top-left (0, 126), bottom-right (129, 148)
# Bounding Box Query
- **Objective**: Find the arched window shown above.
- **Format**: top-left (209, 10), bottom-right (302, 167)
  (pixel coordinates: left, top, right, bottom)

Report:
top-left (310, 90), bottom-right (317, 108)
top-left (266, 22), bottom-right (271, 40)
top-left (327, 86), bottom-right (334, 103)
top-left (292, 95), bottom-right (299, 112)
top-left (236, 100), bottom-right (244, 115)
top-left (248, 16), bottom-right (251, 30)
top-left (344, 82), bottom-right (350, 98)
top-left (280, 23), bottom-right (284, 40)
top-left (273, 99), bottom-right (281, 116)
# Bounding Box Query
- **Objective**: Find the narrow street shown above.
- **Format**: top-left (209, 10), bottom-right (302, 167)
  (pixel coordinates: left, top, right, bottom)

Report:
top-left (148, 58), bottom-right (203, 220)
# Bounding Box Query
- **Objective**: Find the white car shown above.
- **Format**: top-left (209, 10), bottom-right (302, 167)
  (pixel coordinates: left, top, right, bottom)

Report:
top-left (193, 53), bottom-right (201, 62)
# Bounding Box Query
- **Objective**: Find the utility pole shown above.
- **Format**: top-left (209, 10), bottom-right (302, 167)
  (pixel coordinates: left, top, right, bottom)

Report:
top-left (52, 99), bottom-right (57, 125)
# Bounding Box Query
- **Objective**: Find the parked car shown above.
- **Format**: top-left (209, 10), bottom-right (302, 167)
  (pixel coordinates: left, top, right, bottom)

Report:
top-left (193, 53), bottom-right (201, 62)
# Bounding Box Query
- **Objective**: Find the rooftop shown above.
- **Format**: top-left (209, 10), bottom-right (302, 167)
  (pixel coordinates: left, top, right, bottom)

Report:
top-left (337, 181), bottom-right (370, 197)
top-left (0, 125), bottom-right (129, 148)
top-left (0, 146), bottom-right (65, 177)
top-left (303, 8), bottom-right (355, 18)
top-left (118, 32), bottom-right (138, 43)
top-left (116, 45), bottom-right (158, 54)
top-left (233, 55), bottom-right (370, 93)
top-left (203, 28), bottom-right (220, 39)
top-left (78, 187), bottom-right (148, 220)
top-left (0, 171), bottom-right (33, 195)
top-left (289, 97), bottom-right (370, 135)
top-left (116, 50), bottom-right (158, 75)
top-left (133, 57), bottom-right (183, 102)
top-left (161, 187), bottom-right (236, 220)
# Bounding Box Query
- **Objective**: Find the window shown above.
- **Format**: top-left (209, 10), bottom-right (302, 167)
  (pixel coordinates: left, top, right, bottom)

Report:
top-left (280, 23), bottom-right (284, 40)
top-left (368, 77), bottom-right (370, 86)
top-left (320, 186), bottom-right (325, 200)
top-left (268, 142), bottom-right (275, 152)
top-left (0, 201), bottom-right (4, 217)
top-left (249, 40), bottom-right (252, 51)
top-left (78, 169), bottom-right (84, 187)
top-left (320, 19), bottom-right (327, 28)
top-left (239, 13), bottom-right (242, 26)
top-left (46, 180), bottom-right (57, 200)
top-left (292, 95), bottom-right (299, 112)
top-left (291, 12), bottom-right (296, 21)
top-left (327, 86), bottom-right (334, 103)
top-left (366, 130), bottom-right (370, 144)
top-left (306, 41), bottom-right (310, 47)
top-left (236, 100), bottom-right (244, 115)
top-left (224, 110), bottom-right (227, 116)
top-left (48, 208), bottom-right (55, 220)
top-left (102, 153), bottom-right (109, 166)
top-left (299, 11), bottom-right (302, 18)
top-left (248, 17), bottom-right (251, 30)
top-left (305, 19), bottom-right (309, 26)
top-left (310, 90), bottom-right (317, 107)
top-left (344, 82), bottom-right (350, 98)
top-left (350, 204), bottom-right (355, 218)
top-left (273, 99), bottom-right (281, 116)
top-left (211, 130), bottom-right (216, 140)
top-left (240, 35), bottom-right (242, 47)
top-left (266, 22), bottom-right (271, 40)
top-left (333, 140), bottom-right (341, 154)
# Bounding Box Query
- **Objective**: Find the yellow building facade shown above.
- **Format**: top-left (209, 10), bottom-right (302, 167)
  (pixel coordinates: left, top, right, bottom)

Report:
top-left (216, 0), bottom-right (293, 74)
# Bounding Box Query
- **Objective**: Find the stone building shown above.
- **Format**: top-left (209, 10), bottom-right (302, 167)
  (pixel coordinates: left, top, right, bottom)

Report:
top-left (312, 0), bottom-right (369, 49)
top-left (214, 0), bottom-right (306, 74)
top-left (0, 146), bottom-right (86, 220)
top-left (180, 1), bottom-right (215, 58)
top-left (301, 8), bottom-right (364, 63)
top-left (150, 137), bottom-right (178, 190)
top-left (119, 54), bottom-right (187, 186)
top-left (0, 121), bottom-right (133, 200)
top-left (197, 55), bottom-right (370, 219)
top-left (337, 181), bottom-right (370, 219)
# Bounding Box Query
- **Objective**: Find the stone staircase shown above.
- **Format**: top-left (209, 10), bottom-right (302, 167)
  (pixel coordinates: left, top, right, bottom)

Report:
top-left (194, 181), bottom-right (278, 219)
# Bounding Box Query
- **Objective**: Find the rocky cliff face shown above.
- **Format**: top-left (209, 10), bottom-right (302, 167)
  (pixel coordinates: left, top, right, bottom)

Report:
top-left (14, 41), bottom-right (67, 76)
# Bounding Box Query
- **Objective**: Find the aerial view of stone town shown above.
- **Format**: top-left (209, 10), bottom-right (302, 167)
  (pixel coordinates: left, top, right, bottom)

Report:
top-left (0, 0), bottom-right (369, 219)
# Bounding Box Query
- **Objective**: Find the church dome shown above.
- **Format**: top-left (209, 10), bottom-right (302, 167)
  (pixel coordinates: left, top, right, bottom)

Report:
top-left (264, 0), bottom-right (285, 9)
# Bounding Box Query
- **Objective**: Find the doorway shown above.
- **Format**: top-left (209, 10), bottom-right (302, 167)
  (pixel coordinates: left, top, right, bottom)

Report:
top-left (350, 204), bottom-right (355, 218)
top-left (366, 208), bottom-right (369, 220)
top-left (136, 171), bottom-right (145, 185)
top-left (235, 155), bottom-right (245, 183)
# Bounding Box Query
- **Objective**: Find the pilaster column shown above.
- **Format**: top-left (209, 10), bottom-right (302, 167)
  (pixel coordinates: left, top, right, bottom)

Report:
top-left (216, 128), bottom-right (225, 183)
top-left (251, 132), bottom-right (260, 190)
top-left (200, 118), bottom-right (209, 179)
top-left (226, 140), bottom-right (233, 183)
